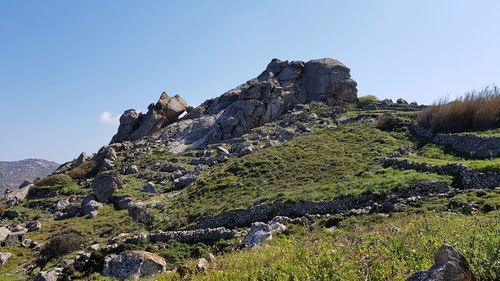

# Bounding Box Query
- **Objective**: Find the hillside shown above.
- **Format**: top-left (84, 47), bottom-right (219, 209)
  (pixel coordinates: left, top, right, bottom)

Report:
top-left (0, 58), bottom-right (498, 281)
top-left (0, 159), bottom-right (60, 195)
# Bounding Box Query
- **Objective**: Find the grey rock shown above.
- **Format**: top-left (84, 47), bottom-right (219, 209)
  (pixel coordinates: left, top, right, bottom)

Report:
top-left (406, 244), bottom-right (476, 281)
top-left (127, 202), bottom-right (153, 224)
top-left (173, 172), bottom-right (199, 189)
top-left (397, 98), bottom-right (408, 104)
top-left (27, 221), bottom-right (42, 232)
top-left (0, 227), bottom-right (11, 244)
top-left (0, 253), bottom-right (12, 266)
top-left (75, 152), bottom-right (90, 167)
top-left (92, 173), bottom-right (124, 203)
top-left (114, 196), bottom-right (134, 210)
top-left (244, 221), bottom-right (286, 247)
top-left (34, 267), bottom-right (63, 281)
top-left (111, 93), bottom-right (188, 143)
top-left (142, 182), bottom-right (157, 193)
top-left (82, 200), bottom-right (103, 216)
top-left (102, 250), bottom-right (166, 280)
top-left (125, 165), bottom-right (139, 175)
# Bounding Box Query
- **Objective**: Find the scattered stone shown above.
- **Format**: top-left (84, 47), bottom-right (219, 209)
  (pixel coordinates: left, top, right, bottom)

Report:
top-left (102, 250), bottom-right (167, 280)
top-left (0, 253), bottom-right (11, 266)
top-left (0, 227), bottom-right (12, 244)
top-left (114, 196), bottom-right (133, 210)
top-left (90, 243), bottom-right (100, 251)
top-left (127, 202), bottom-right (153, 224)
top-left (406, 244), bottom-right (476, 281)
top-left (173, 172), bottom-right (199, 189)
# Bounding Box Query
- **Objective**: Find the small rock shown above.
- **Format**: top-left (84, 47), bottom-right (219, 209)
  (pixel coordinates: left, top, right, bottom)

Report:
top-left (90, 243), bottom-right (100, 251)
top-left (81, 200), bottom-right (103, 216)
top-left (142, 182), bottom-right (157, 193)
top-left (197, 258), bottom-right (209, 271)
top-left (124, 165), bottom-right (139, 175)
top-left (35, 267), bottom-right (63, 281)
top-left (26, 221), bottom-right (42, 232)
top-left (0, 253), bottom-right (12, 266)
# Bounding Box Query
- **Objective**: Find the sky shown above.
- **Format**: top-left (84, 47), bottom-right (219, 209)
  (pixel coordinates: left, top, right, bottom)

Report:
top-left (0, 1), bottom-right (499, 163)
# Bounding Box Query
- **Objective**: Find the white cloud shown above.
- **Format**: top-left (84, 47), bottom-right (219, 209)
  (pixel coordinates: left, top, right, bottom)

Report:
top-left (99, 112), bottom-right (120, 126)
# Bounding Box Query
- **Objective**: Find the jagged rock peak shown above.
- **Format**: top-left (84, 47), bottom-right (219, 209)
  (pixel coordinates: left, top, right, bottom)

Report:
top-left (110, 92), bottom-right (188, 143)
top-left (110, 57), bottom-right (357, 148)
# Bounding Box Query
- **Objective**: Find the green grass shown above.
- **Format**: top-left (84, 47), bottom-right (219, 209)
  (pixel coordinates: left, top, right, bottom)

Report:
top-left (151, 124), bottom-right (449, 230)
top-left (404, 142), bottom-right (500, 171)
top-left (156, 209), bottom-right (500, 281)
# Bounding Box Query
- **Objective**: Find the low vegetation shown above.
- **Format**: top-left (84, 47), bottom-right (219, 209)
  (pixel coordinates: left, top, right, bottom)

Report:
top-left (34, 173), bottom-right (73, 187)
top-left (417, 86), bottom-right (500, 133)
top-left (357, 95), bottom-right (380, 106)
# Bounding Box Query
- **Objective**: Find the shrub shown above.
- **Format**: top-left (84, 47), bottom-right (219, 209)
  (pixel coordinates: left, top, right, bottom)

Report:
top-left (68, 161), bottom-right (95, 179)
top-left (358, 95), bottom-right (380, 106)
top-left (417, 86), bottom-right (500, 133)
top-left (35, 173), bottom-right (73, 187)
top-left (40, 232), bottom-right (86, 261)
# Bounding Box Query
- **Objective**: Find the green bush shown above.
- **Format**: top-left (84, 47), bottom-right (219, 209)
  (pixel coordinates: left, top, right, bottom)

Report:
top-left (35, 174), bottom-right (73, 187)
top-left (68, 161), bottom-right (95, 179)
top-left (40, 232), bottom-right (86, 261)
top-left (358, 95), bottom-right (380, 106)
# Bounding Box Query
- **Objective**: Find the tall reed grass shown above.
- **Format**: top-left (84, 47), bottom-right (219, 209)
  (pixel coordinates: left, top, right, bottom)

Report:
top-left (417, 86), bottom-right (500, 133)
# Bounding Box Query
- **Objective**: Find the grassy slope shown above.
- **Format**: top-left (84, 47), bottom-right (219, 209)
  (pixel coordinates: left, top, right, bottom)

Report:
top-left (153, 123), bottom-right (450, 230)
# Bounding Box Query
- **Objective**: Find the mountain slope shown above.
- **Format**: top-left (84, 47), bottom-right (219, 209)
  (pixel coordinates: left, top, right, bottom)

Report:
top-left (0, 58), bottom-right (498, 281)
top-left (0, 159), bottom-right (59, 194)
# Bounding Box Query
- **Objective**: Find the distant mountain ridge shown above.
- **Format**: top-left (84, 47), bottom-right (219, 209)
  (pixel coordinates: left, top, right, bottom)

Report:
top-left (0, 159), bottom-right (59, 194)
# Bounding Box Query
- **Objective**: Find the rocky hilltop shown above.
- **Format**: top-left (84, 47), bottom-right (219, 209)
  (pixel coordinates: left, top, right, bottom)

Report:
top-left (111, 58), bottom-right (357, 150)
top-left (0, 58), bottom-right (498, 281)
top-left (0, 159), bottom-right (59, 195)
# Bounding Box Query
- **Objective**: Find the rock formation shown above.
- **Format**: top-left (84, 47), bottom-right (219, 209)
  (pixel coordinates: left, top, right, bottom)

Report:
top-left (110, 92), bottom-right (188, 143)
top-left (110, 58), bottom-right (357, 152)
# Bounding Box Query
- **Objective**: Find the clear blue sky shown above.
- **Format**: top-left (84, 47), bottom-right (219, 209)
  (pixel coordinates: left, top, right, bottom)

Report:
top-left (1, 1), bottom-right (499, 163)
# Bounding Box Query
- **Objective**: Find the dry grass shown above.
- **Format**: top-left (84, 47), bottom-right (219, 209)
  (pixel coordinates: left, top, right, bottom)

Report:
top-left (417, 86), bottom-right (500, 133)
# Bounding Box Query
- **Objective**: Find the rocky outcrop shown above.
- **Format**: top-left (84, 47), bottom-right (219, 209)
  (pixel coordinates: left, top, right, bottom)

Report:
top-left (412, 125), bottom-right (500, 158)
top-left (406, 244), bottom-right (476, 281)
top-left (102, 250), bottom-right (166, 280)
top-left (111, 92), bottom-right (188, 143)
top-left (108, 58), bottom-right (357, 152)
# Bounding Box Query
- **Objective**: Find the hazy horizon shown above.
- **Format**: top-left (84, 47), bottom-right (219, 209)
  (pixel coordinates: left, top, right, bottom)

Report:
top-left (1, 0), bottom-right (499, 163)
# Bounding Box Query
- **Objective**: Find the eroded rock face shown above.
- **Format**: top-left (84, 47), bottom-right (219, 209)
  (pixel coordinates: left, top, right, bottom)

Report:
top-left (160, 58), bottom-right (357, 151)
top-left (406, 244), bottom-right (476, 281)
top-left (102, 250), bottom-right (166, 280)
top-left (108, 58), bottom-right (357, 151)
top-left (111, 93), bottom-right (188, 143)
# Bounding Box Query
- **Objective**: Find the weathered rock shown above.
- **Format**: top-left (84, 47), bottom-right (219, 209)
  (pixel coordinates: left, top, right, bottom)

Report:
top-left (197, 258), bottom-right (209, 271)
top-left (406, 244), bottom-right (476, 281)
top-left (0, 227), bottom-right (11, 245)
top-left (397, 98), bottom-right (409, 104)
top-left (27, 221), bottom-right (42, 232)
top-left (0, 253), bottom-right (11, 266)
top-left (127, 202), bottom-right (153, 224)
top-left (0, 184), bottom-right (32, 208)
top-left (142, 182), bottom-right (157, 193)
top-left (102, 250), bottom-right (166, 280)
top-left (81, 200), bottom-right (103, 216)
top-left (376, 112), bottom-right (401, 131)
top-left (75, 152), bottom-right (90, 167)
top-left (111, 93), bottom-right (188, 143)
top-left (92, 173), bottom-right (124, 203)
top-left (244, 221), bottom-right (286, 247)
top-left (124, 165), bottom-right (139, 175)
top-left (114, 196), bottom-right (133, 210)
top-left (34, 267), bottom-right (63, 281)
top-left (173, 172), bottom-right (199, 189)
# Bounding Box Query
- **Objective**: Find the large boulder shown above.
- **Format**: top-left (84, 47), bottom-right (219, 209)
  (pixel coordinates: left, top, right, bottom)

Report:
top-left (406, 244), bottom-right (476, 281)
top-left (111, 93), bottom-right (188, 143)
top-left (102, 250), bottom-right (166, 280)
top-left (91, 173), bottom-right (124, 203)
